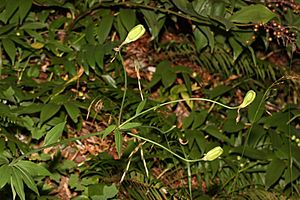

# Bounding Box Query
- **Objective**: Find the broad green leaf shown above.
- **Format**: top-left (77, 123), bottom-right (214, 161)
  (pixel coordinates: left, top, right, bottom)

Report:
top-left (284, 165), bottom-right (300, 184)
top-left (0, 0), bottom-right (18, 23)
top-left (2, 39), bottom-right (16, 64)
top-left (192, 110), bottom-right (208, 130)
top-left (248, 123), bottom-right (266, 147)
top-left (18, 0), bottom-right (32, 23)
top-left (20, 22), bottom-right (47, 29)
top-left (40, 103), bottom-right (61, 123)
top-left (157, 62), bottom-right (176, 88)
top-left (200, 26), bottom-right (214, 53)
top-left (203, 125), bottom-right (231, 144)
top-left (15, 166), bottom-right (39, 195)
top-left (86, 45), bottom-right (96, 68)
top-left (0, 24), bottom-right (15, 36)
top-left (266, 158), bottom-right (286, 189)
top-left (230, 4), bottom-right (277, 24)
top-left (228, 37), bottom-right (244, 61)
top-left (115, 129), bottom-right (122, 158)
top-left (141, 9), bottom-right (165, 39)
top-left (119, 122), bottom-right (142, 130)
top-left (119, 9), bottom-right (136, 31)
top-left (230, 146), bottom-right (268, 160)
top-left (101, 125), bottom-right (116, 138)
top-left (0, 139), bottom-right (5, 154)
top-left (95, 45), bottom-right (104, 69)
top-left (15, 160), bottom-right (51, 176)
top-left (182, 112), bottom-right (194, 129)
top-left (194, 27), bottom-right (208, 52)
top-left (64, 102), bottom-right (80, 123)
top-left (97, 15), bottom-right (114, 44)
top-left (44, 121), bottom-right (66, 146)
top-left (135, 100), bottom-right (147, 115)
top-left (0, 164), bottom-right (11, 189)
top-left (11, 168), bottom-right (25, 200)
top-left (204, 85), bottom-right (231, 99)
top-left (103, 184), bottom-right (118, 198)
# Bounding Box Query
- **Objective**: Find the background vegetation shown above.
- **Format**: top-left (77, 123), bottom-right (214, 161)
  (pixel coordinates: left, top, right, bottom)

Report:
top-left (0, 0), bottom-right (299, 199)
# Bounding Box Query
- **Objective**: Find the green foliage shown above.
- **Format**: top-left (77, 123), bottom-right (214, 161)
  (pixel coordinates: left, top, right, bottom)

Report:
top-left (0, 0), bottom-right (299, 199)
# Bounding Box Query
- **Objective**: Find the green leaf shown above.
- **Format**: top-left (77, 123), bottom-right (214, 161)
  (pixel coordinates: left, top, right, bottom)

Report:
top-left (64, 102), bottom-right (80, 123)
top-left (135, 100), bottom-right (147, 115)
top-left (284, 165), bottom-right (300, 184)
top-left (0, 164), bottom-right (11, 189)
top-left (115, 129), bottom-right (122, 158)
top-left (2, 39), bottom-right (16, 64)
top-left (194, 27), bottom-right (208, 52)
top-left (40, 103), bottom-right (61, 123)
top-left (119, 122), bottom-right (142, 130)
top-left (0, 0), bottom-right (18, 23)
top-left (230, 146), bottom-right (268, 160)
top-left (182, 113), bottom-right (194, 129)
top-left (97, 14), bottom-right (114, 44)
top-left (203, 125), bottom-right (231, 143)
top-left (85, 45), bottom-right (96, 68)
top-left (205, 85), bottom-right (231, 99)
top-left (18, 0), bottom-right (32, 23)
top-left (103, 184), bottom-right (118, 198)
top-left (141, 9), bottom-right (165, 39)
top-left (200, 27), bottom-right (214, 53)
top-left (230, 4), bottom-right (277, 24)
top-left (11, 168), bottom-right (25, 200)
top-left (266, 158), bottom-right (286, 189)
top-left (101, 125), bottom-right (116, 138)
top-left (44, 121), bottom-right (66, 146)
top-left (156, 61), bottom-right (176, 88)
top-left (192, 110), bottom-right (208, 130)
top-left (15, 166), bottom-right (39, 195)
top-left (20, 22), bottom-right (47, 29)
top-left (15, 160), bottom-right (51, 176)
top-left (119, 9), bottom-right (136, 31)
top-left (228, 37), bottom-right (244, 61)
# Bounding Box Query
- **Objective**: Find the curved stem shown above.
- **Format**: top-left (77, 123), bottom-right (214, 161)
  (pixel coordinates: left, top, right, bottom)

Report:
top-left (117, 49), bottom-right (127, 126)
top-left (120, 97), bottom-right (239, 128)
top-left (126, 132), bottom-right (203, 163)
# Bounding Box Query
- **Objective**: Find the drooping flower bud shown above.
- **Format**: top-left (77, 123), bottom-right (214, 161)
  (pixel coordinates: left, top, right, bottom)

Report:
top-left (238, 90), bottom-right (256, 109)
top-left (202, 146), bottom-right (223, 161)
top-left (122, 24), bottom-right (146, 46)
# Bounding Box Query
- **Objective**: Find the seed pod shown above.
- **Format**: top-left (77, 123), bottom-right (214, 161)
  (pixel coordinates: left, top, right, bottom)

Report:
top-left (238, 90), bottom-right (256, 109)
top-left (202, 146), bottom-right (223, 161)
top-left (122, 24), bottom-right (146, 45)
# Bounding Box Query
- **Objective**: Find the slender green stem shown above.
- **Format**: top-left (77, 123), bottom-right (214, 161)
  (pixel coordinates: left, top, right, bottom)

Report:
top-left (227, 77), bottom-right (287, 193)
top-left (13, 96), bottom-right (240, 163)
top-left (120, 97), bottom-right (239, 128)
top-left (117, 49), bottom-right (127, 126)
top-left (126, 132), bottom-right (203, 163)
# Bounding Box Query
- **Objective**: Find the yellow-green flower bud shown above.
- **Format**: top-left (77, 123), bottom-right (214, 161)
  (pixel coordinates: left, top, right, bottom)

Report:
top-left (123, 24), bottom-right (146, 45)
top-left (202, 146), bottom-right (223, 161)
top-left (238, 90), bottom-right (256, 109)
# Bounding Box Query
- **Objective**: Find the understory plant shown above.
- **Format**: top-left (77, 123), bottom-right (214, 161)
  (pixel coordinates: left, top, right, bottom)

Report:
top-left (0, 0), bottom-right (299, 199)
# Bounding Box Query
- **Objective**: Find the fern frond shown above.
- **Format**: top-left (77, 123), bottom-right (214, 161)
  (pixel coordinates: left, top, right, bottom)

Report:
top-left (0, 103), bottom-right (24, 126)
top-left (121, 178), bottom-right (169, 200)
top-left (197, 48), bottom-right (278, 80)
